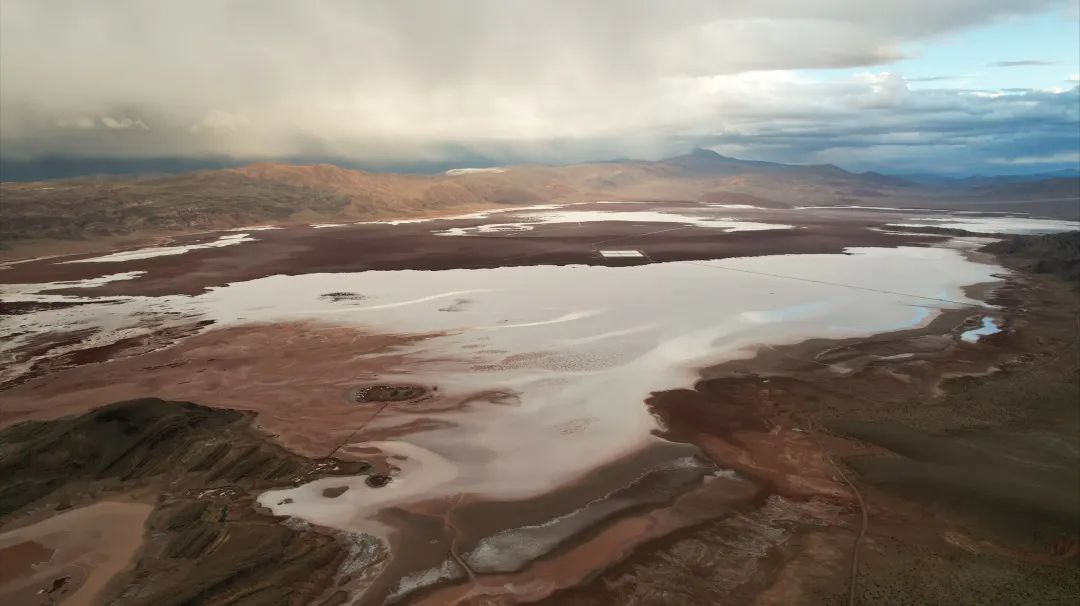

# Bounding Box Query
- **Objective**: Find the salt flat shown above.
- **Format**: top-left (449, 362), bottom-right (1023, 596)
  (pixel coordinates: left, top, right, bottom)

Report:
top-left (1, 200), bottom-right (1066, 605)
top-left (0, 235), bottom-right (1002, 538)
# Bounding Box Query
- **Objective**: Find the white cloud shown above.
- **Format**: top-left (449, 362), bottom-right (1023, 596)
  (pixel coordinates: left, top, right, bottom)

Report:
top-left (55, 116), bottom-right (148, 130)
top-left (101, 116), bottom-right (149, 130)
top-left (189, 110), bottom-right (250, 134)
top-left (857, 72), bottom-right (911, 108)
top-left (987, 151), bottom-right (1080, 164)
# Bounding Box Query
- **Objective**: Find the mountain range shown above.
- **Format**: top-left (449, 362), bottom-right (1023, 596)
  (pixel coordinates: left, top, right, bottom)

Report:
top-left (2, 149), bottom-right (1077, 258)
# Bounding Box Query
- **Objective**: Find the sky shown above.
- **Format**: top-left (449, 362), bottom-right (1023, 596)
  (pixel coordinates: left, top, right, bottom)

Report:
top-left (1, 0), bottom-right (1078, 176)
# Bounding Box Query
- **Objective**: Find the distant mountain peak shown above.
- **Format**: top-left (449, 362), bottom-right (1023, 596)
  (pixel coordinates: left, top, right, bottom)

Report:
top-left (689, 147), bottom-right (723, 158)
top-left (684, 148), bottom-right (743, 162)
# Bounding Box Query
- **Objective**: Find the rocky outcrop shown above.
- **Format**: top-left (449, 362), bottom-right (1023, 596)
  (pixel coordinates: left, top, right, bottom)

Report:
top-left (0, 398), bottom-right (379, 606)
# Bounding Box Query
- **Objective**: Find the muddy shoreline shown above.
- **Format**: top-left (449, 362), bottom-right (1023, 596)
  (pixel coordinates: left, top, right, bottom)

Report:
top-left (530, 255), bottom-right (1079, 605)
top-left (401, 287), bottom-right (1015, 604)
top-left (1, 271), bottom-right (1034, 605)
top-left (1, 217), bottom-right (1077, 604)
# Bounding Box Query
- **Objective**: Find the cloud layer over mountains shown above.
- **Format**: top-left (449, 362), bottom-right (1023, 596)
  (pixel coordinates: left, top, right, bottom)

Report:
top-left (1, 0), bottom-right (1077, 173)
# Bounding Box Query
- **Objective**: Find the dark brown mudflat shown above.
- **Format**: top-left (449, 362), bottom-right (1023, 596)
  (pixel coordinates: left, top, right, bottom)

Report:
top-left (0, 203), bottom-right (942, 297)
top-left (351, 384), bottom-right (427, 403)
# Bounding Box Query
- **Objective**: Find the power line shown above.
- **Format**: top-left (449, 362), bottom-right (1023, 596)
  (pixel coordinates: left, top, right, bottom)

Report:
top-left (683, 260), bottom-right (991, 309)
top-left (423, 208), bottom-right (997, 310)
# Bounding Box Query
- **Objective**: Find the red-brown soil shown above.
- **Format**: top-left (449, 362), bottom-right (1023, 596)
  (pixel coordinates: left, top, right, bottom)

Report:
top-left (0, 322), bottom-right (438, 460)
top-left (532, 261), bottom-right (1079, 605)
top-left (1, 220), bottom-right (1076, 604)
top-left (0, 203), bottom-right (940, 297)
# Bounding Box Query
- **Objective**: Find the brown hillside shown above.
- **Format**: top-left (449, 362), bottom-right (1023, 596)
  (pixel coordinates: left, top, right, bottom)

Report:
top-left (2, 151), bottom-right (1075, 256)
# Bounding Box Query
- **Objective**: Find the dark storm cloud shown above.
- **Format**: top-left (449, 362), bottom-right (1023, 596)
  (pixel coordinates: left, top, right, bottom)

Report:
top-left (0, 0), bottom-right (1075, 174)
top-left (706, 86), bottom-right (1080, 173)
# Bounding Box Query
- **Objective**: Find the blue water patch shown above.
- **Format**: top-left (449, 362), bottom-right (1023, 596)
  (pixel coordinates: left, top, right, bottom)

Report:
top-left (750, 301), bottom-right (830, 322)
top-left (961, 317), bottom-right (1001, 343)
top-left (828, 304), bottom-right (934, 333)
top-left (909, 306), bottom-right (932, 325)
